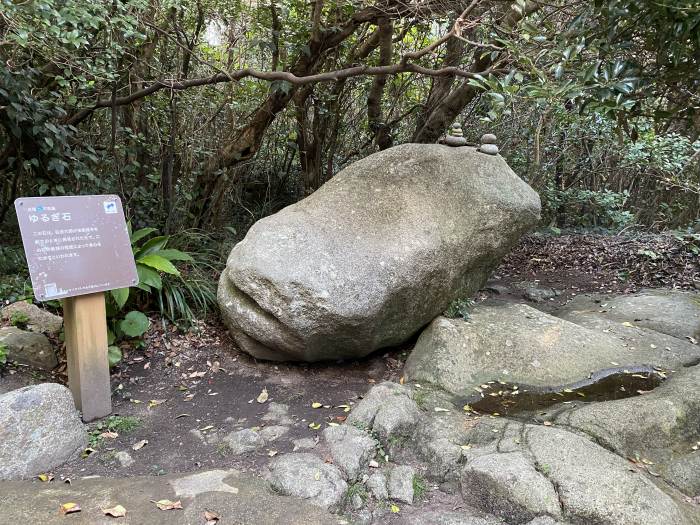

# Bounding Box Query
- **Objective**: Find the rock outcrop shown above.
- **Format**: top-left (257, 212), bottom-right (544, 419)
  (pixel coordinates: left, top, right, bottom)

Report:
top-left (218, 144), bottom-right (540, 361)
top-left (404, 303), bottom-right (699, 397)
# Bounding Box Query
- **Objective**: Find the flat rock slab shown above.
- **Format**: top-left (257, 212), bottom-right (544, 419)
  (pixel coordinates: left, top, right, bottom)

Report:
top-left (555, 364), bottom-right (700, 495)
top-left (556, 309), bottom-right (700, 367)
top-left (404, 304), bottom-right (694, 397)
top-left (460, 424), bottom-right (699, 525)
top-left (218, 143), bottom-right (540, 361)
top-left (0, 469), bottom-right (340, 524)
top-left (0, 383), bottom-right (86, 480)
top-left (557, 290), bottom-right (700, 341)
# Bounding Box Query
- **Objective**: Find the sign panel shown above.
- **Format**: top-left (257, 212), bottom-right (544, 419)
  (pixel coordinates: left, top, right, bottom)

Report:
top-left (15, 195), bottom-right (138, 301)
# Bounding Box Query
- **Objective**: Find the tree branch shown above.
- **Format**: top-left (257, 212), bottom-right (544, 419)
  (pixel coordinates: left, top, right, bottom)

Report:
top-left (65, 63), bottom-right (493, 126)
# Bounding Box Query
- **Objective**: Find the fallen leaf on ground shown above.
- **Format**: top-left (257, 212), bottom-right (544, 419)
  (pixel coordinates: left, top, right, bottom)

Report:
top-left (433, 407), bottom-right (449, 412)
top-left (152, 499), bottom-right (183, 511)
top-left (256, 388), bottom-right (269, 403)
top-left (308, 422), bottom-right (321, 430)
top-left (390, 504), bottom-right (400, 513)
top-left (311, 402), bottom-right (323, 409)
top-left (149, 399), bottom-right (167, 409)
top-left (189, 371), bottom-right (206, 378)
top-left (37, 473), bottom-right (53, 482)
top-left (268, 450), bottom-right (278, 457)
top-left (59, 503), bottom-right (81, 515)
top-left (102, 504), bottom-right (126, 517)
top-left (100, 431), bottom-right (119, 439)
top-left (204, 510), bottom-right (220, 523)
top-left (132, 439), bottom-right (149, 451)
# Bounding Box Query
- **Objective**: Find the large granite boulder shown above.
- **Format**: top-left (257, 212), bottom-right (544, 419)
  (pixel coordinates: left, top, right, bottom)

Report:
top-left (404, 303), bottom-right (699, 397)
top-left (218, 144), bottom-right (540, 361)
top-left (0, 383), bottom-right (87, 479)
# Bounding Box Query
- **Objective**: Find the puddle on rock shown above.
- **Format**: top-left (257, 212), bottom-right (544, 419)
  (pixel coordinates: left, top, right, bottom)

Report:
top-left (454, 365), bottom-right (668, 417)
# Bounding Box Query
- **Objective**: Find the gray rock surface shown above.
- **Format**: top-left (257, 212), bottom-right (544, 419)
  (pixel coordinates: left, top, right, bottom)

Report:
top-left (222, 428), bottom-right (264, 455)
top-left (0, 469), bottom-right (339, 524)
top-left (388, 465), bottom-right (415, 504)
top-left (218, 144), bottom-right (540, 361)
top-left (323, 424), bottom-right (376, 480)
top-left (523, 285), bottom-right (558, 303)
top-left (525, 518), bottom-right (566, 525)
top-left (400, 511), bottom-right (504, 524)
top-left (557, 290), bottom-right (700, 341)
top-left (293, 437), bottom-right (318, 451)
top-left (461, 451), bottom-right (562, 522)
top-left (115, 450), bottom-right (134, 468)
top-left (557, 308), bottom-right (700, 367)
top-left (664, 452), bottom-right (700, 497)
top-left (404, 304), bottom-right (699, 397)
top-left (0, 301), bottom-right (63, 336)
top-left (555, 364), bottom-right (700, 494)
top-left (367, 471), bottom-right (389, 500)
top-left (259, 425), bottom-right (289, 442)
top-left (262, 402), bottom-right (295, 425)
top-left (269, 453), bottom-right (348, 509)
top-left (525, 425), bottom-right (692, 524)
top-left (0, 383), bottom-right (87, 480)
top-left (456, 422), bottom-right (696, 524)
top-left (0, 326), bottom-right (57, 370)
top-left (346, 382), bottom-right (422, 442)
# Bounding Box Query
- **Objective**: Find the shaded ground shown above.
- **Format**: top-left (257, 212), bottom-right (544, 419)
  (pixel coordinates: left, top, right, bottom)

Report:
top-left (2, 231), bottom-right (698, 485)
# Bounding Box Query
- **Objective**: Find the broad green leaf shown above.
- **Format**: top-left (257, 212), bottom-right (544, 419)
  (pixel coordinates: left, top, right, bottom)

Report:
top-left (130, 227), bottom-right (157, 245)
top-left (136, 264), bottom-right (162, 290)
top-left (138, 254), bottom-right (180, 276)
top-left (135, 236), bottom-right (169, 257)
top-left (119, 311), bottom-right (150, 338)
top-left (150, 249), bottom-right (193, 262)
top-left (110, 287), bottom-right (129, 309)
top-left (108, 345), bottom-right (122, 367)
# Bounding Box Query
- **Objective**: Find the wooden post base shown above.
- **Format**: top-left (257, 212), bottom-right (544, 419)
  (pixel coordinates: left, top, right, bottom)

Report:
top-left (63, 292), bottom-right (112, 422)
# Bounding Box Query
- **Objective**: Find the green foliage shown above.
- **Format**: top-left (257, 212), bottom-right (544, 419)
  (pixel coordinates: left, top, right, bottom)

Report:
top-left (0, 342), bottom-right (7, 368)
top-left (102, 225), bottom-right (217, 366)
top-left (542, 187), bottom-right (635, 231)
top-left (412, 475), bottom-right (428, 502)
top-left (444, 298), bottom-right (475, 321)
top-left (88, 415), bottom-right (141, 447)
top-left (118, 311), bottom-right (150, 338)
top-left (9, 311), bottom-right (30, 329)
top-left (345, 483), bottom-right (369, 506)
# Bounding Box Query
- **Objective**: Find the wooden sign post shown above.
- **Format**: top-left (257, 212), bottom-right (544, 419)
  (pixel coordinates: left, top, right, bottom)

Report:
top-left (14, 195), bottom-right (138, 422)
top-left (63, 292), bottom-right (112, 421)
